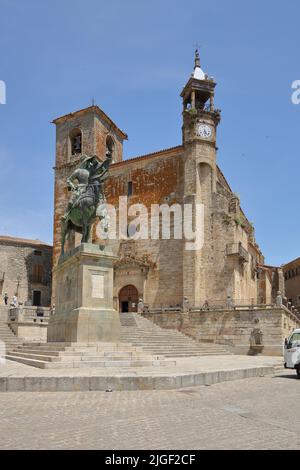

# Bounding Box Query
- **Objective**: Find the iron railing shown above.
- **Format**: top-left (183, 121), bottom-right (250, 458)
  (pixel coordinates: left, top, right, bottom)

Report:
top-left (226, 243), bottom-right (249, 263)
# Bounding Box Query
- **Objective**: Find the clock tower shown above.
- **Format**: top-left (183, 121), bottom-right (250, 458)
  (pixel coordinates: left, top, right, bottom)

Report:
top-left (181, 49), bottom-right (221, 183)
top-left (181, 50), bottom-right (221, 306)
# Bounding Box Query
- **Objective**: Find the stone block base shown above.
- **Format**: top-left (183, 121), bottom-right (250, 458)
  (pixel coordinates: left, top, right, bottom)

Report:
top-left (47, 308), bottom-right (120, 343)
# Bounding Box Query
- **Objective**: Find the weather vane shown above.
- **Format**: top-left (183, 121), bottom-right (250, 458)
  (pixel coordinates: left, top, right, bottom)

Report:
top-left (193, 43), bottom-right (202, 51)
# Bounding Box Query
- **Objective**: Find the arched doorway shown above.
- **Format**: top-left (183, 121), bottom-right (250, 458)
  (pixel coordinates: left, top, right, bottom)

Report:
top-left (119, 285), bottom-right (138, 313)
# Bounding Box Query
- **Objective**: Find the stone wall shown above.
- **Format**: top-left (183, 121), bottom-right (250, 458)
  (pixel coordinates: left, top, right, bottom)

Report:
top-left (106, 147), bottom-right (185, 309)
top-left (283, 257), bottom-right (300, 307)
top-left (9, 306), bottom-right (50, 342)
top-left (143, 307), bottom-right (300, 356)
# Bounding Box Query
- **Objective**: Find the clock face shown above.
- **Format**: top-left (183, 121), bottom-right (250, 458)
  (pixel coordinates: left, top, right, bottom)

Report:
top-left (197, 124), bottom-right (212, 139)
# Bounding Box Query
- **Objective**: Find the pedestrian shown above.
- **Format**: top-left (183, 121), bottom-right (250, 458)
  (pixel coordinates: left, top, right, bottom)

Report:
top-left (137, 298), bottom-right (144, 314)
top-left (12, 294), bottom-right (18, 307)
top-left (3, 293), bottom-right (8, 305)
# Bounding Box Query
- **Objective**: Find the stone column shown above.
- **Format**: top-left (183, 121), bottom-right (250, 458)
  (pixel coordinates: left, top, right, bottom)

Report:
top-left (191, 91), bottom-right (196, 109)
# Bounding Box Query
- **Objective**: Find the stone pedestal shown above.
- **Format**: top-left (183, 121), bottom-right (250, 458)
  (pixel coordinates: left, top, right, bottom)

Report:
top-left (47, 244), bottom-right (120, 343)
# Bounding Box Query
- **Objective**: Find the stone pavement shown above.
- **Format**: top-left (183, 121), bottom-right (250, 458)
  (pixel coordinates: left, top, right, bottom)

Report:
top-left (0, 370), bottom-right (298, 449)
top-left (0, 355), bottom-right (283, 391)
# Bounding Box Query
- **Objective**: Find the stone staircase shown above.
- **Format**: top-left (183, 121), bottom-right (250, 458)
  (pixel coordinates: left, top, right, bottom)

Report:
top-left (5, 311), bottom-right (231, 369)
top-left (120, 312), bottom-right (231, 357)
top-left (6, 342), bottom-right (176, 369)
top-left (0, 321), bottom-right (23, 350)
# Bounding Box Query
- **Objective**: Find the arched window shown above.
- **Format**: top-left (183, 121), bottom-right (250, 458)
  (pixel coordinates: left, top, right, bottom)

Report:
top-left (106, 135), bottom-right (115, 161)
top-left (70, 128), bottom-right (82, 156)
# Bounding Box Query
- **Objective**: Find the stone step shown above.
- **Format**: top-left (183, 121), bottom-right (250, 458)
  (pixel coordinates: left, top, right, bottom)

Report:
top-left (0, 337), bottom-right (21, 341)
top-left (124, 339), bottom-right (192, 343)
top-left (2, 340), bottom-right (23, 344)
top-left (11, 347), bottom-right (146, 357)
top-left (121, 336), bottom-right (206, 341)
top-left (0, 364), bottom-right (276, 392)
top-left (127, 343), bottom-right (227, 350)
top-left (0, 340), bottom-right (19, 343)
top-left (163, 352), bottom-right (231, 357)
top-left (119, 312), bottom-right (232, 357)
top-left (6, 355), bottom-right (176, 369)
top-left (10, 348), bottom-right (157, 361)
top-left (7, 351), bottom-right (62, 362)
top-left (9, 348), bottom-right (69, 356)
top-left (18, 343), bottom-right (138, 352)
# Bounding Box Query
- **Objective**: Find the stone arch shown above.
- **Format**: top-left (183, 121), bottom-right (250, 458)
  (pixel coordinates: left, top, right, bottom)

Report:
top-left (198, 162), bottom-right (213, 197)
top-left (70, 128), bottom-right (82, 156)
top-left (118, 284), bottom-right (139, 313)
top-left (106, 135), bottom-right (115, 162)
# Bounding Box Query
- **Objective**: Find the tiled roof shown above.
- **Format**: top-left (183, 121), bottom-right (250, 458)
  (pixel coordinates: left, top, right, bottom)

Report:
top-left (282, 257), bottom-right (300, 269)
top-left (52, 105), bottom-right (128, 140)
top-left (0, 235), bottom-right (52, 249)
top-left (111, 145), bottom-right (184, 168)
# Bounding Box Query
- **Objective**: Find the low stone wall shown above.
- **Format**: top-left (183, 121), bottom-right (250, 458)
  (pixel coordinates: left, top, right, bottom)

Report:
top-left (8, 306), bottom-right (50, 342)
top-left (142, 307), bottom-right (300, 356)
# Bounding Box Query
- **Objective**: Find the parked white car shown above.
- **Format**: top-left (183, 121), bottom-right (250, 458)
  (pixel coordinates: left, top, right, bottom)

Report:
top-left (284, 329), bottom-right (300, 377)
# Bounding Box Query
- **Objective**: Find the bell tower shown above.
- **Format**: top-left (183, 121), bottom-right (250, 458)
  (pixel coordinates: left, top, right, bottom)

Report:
top-left (51, 105), bottom-right (127, 303)
top-left (182, 51), bottom-right (221, 307)
top-left (181, 49), bottom-right (221, 180)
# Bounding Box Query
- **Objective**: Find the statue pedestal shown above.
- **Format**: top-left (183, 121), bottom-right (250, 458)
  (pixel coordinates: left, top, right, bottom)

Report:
top-left (48, 244), bottom-right (120, 343)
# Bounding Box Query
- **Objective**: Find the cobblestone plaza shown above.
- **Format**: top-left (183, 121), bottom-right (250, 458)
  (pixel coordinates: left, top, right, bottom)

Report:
top-left (0, 371), bottom-right (298, 450)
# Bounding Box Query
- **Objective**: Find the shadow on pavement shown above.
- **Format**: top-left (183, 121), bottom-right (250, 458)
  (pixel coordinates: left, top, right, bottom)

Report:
top-left (273, 374), bottom-right (299, 380)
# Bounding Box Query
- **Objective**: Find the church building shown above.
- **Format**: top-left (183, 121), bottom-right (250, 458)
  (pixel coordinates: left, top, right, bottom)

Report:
top-left (52, 51), bottom-right (279, 312)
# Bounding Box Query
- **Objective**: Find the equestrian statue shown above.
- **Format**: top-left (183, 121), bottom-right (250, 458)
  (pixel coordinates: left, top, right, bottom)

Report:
top-left (60, 150), bottom-right (112, 256)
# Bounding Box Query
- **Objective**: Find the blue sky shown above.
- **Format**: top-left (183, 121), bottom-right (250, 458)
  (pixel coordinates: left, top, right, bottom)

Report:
top-left (0, 0), bottom-right (299, 266)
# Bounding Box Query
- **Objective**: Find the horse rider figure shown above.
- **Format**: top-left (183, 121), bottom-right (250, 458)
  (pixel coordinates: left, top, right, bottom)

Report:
top-left (60, 151), bottom-right (112, 254)
top-left (63, 151), bottom-right (111, 220)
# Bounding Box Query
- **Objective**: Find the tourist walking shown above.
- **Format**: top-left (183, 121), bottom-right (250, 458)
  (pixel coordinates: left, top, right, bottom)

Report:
top-left (12, 295), bottom-right (18, 307)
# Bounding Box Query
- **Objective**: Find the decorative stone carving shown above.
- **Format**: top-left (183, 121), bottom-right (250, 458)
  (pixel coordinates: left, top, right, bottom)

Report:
top-left (250, 328), bottom-right (263, 347)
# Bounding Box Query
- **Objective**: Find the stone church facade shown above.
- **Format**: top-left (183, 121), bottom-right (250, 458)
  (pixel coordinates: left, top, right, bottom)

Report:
top-left (52, 52), bottom-right (279, 312)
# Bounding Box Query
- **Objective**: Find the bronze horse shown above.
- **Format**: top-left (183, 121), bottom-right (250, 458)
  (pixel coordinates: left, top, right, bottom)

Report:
top-left (60, 152), bottom-right (111, 256)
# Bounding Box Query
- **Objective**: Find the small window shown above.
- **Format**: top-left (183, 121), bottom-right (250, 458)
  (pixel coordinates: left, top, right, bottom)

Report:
top-left (127, 181), bottom-right (133, 197)
top-left (70, 128), bottom-right (82, 156)
top-left (34, 250), bottom-right (42, 256)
